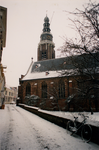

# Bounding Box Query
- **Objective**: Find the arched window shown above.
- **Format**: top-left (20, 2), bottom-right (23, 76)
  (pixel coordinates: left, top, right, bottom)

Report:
top-left (26, 83), bottom-right (31, 96)
top-left (59, 80), bottom-right (65, 98)
top-left (42, 81), bottom-right (47, 98)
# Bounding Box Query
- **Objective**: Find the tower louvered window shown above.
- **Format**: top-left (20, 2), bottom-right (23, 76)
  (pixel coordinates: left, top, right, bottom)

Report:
top-left (42, 51), bottom-right (46, 59)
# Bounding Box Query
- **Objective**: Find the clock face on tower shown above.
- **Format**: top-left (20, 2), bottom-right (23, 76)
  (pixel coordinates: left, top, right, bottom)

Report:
top-left (42, 34), bottom-right (52, 41)
top-left (47, 35), bottom-right (51, 40)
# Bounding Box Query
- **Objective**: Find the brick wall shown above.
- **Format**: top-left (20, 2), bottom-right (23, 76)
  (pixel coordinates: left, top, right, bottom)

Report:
top-left (18, 75), bottom-right (99, 112)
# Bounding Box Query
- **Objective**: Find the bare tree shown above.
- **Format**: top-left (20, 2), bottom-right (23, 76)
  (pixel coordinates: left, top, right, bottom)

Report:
top-left (59, 1), bottom-right (99, 113)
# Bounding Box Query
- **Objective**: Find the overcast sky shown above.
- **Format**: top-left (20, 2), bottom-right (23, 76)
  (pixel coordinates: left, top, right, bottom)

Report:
top-left (0, 0), bottom-right (98, 87)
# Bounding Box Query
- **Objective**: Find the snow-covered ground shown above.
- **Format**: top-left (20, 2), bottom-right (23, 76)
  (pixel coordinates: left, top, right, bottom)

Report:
top-left (0, 104), bottom-right (99, 150)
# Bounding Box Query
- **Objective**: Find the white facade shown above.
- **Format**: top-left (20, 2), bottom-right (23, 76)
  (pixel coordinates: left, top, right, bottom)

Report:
top-left (4, 85), bottom-right (18, 104)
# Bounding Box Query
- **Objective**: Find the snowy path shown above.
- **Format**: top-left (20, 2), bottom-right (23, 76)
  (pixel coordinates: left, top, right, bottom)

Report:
top-left (0, 105), bottom-right (99, 150)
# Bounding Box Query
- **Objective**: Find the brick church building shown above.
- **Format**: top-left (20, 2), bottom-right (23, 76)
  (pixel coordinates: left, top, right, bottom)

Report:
top-left (18, 16), bottom-right (99, 112)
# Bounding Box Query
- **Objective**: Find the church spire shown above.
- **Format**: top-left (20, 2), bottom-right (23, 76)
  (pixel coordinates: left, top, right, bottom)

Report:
top-left (40, 16), bottom-right (53, 41)
top-left (43, 15), bottom-right (51, 33)
top-left (37, 16), bottom-right (55, 61)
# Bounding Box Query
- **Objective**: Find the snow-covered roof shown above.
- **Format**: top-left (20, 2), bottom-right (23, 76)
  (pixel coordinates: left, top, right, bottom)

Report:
top-left (21, 53), bottom-right (99, 81)
top-left (21, 57), bottom-right (76, 81)
top-left (6, 84), bottom-right (11, 89)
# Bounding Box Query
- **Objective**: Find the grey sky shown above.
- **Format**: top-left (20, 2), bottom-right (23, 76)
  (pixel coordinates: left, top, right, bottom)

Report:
top-left (0, 0), bottom-right (98, 87)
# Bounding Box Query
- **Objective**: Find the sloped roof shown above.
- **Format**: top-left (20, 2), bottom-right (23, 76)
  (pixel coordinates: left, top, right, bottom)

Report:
top-left (21, 52), bottom-right (99, 81)
top-left (31, 57), bottom-right (76, 73)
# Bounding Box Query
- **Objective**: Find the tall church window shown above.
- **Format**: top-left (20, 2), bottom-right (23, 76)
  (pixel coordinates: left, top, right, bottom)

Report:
top-left (26, 83), bottom-right (31, 96)
top-left (42, 51), bottom-right (46, 59)
top-left (42, 81), bottom-right (47, 98)
top-left (59, 80), bottom-right (65, 98)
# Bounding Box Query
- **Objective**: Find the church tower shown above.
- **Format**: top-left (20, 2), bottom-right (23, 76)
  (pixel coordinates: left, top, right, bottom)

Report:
top-left (37, 16), bottom-right (55, 61)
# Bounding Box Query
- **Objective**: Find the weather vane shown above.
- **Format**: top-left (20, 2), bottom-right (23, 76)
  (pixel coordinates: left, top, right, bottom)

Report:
top-left (46, 10), bottom-right (48, 16)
